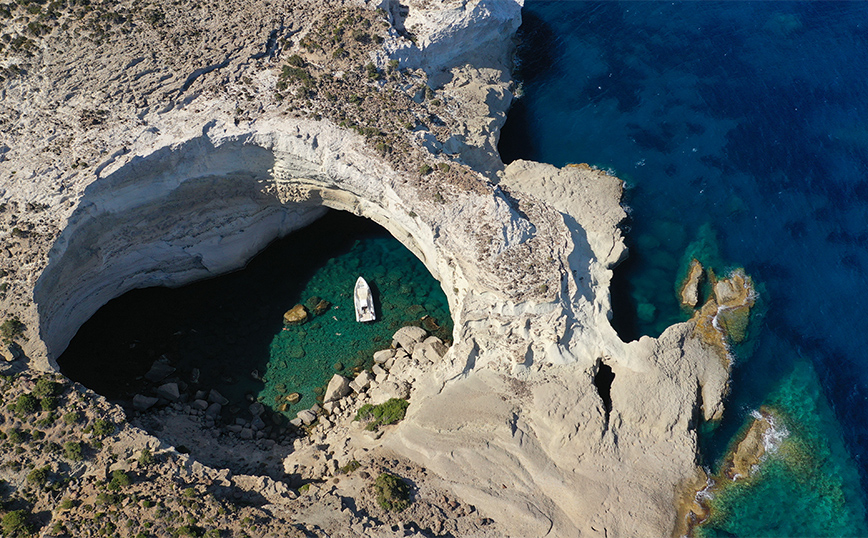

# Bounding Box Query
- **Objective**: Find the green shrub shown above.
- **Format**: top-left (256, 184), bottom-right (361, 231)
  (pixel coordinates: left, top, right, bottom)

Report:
top-left (340, 460), bottom-right (361, 474)
top-left (33, 378), bottom-right (60, 398)
top-left (63, 411), bottom-right (81, 425)
top-left (354, 398), bottom-right (409, 431)
top-left (0, 317), bottom-right (24, 342)
top-left (1, 509), bottom-right (32, 536)
top-left (13, 393), bottom-right (37, 415)
top-left (138, 448), bottom-right (154, 466)
top-left (286, 54), bottom-right (305, 68)
top-left (26, 465), bottom-right (49, 486)
top-left (7, 428), bottom-right (23, 444)
top-left (419, 164), bottom-right (432, 176)
top-left (108, 469), bottom-right (131, 490)
top-left (63, 441), bottom-right (83, 461)
top-left (365, 62), bottom-right (379, 80)
top-left (40, 396), bottom-right (58, 412)
top-left (92, 418), bottom-right (114, 437)
top-left (373, 472), bottom-right (411, 512)
top-left (59, 498), bottom-right (76, 510)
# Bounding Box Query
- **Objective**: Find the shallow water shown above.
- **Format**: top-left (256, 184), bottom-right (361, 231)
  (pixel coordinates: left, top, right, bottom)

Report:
top-left (59, 210), bottom-right (451, 421)
top-left (501, 1), bottom-right (868, 534)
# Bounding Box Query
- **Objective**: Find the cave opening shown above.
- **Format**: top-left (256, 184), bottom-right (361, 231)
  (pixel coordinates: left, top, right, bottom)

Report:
top-left (56, 209), bottom-right (452, 473)
top-left (593, 362), bottom-right (614, 418)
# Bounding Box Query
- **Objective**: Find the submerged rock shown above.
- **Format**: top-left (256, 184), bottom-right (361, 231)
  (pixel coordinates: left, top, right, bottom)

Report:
top-left (285, 392), bottom-right (301, 404)
top-left (283, 305), bottom-right (308, 325)
top-left (313, 299), bottom-right (331, 316)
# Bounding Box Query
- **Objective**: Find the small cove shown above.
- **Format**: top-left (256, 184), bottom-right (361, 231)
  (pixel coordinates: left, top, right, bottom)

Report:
top-left (57, 210), bottom-right (452, 425)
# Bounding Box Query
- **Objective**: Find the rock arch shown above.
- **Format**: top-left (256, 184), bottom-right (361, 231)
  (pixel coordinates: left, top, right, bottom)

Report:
top-left (33, 118), bottom-right (459, 369)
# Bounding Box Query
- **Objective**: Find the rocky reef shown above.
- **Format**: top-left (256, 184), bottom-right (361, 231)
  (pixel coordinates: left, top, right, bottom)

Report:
top-left (0, 0), bottom-right (740, 536)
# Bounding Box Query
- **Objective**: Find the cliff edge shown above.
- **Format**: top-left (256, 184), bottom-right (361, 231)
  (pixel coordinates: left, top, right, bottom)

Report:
top-left (0, 0), bottom-right (728, 536)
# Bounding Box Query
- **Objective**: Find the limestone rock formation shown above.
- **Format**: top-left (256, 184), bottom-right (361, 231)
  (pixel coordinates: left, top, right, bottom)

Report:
top-left (0, 0), bottom-right (743, 536)
top-left (681, 258), bottom-right (704, 308)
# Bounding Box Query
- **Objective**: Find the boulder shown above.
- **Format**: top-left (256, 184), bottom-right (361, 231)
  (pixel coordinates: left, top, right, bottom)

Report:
top-left (324, 374), bottom-right (351, 403)
top-left (144, 361), bottom-right (176, 383)
top-left (412, 336), bottom-right (449, 364)
top-left (373, 349), bottom-right (396, 364)
top-left (205, 402), bottom-right (222, 418)
top-left (372, 364), bottom-right (387, 377)
top-left (392, 326), bottom-right (428, 352)
top-left (249, 403), bottom-right (264, 416)
top-left (156, 382), bottom-right (180, 401)
top-left (208, 389), bottom-right (229, 406)
top-left (191, 399), bottom-right (209, 411)
top-left (283, 304), bottom-right (308, 325)
top-left (350, 371), bottom-right (373, 393)
top-left (297, 409), bottom-right (317, 425)
top-left (132, 394), bottom-right (159, 411)
top-left (368, 380), bottom-right (411, 406)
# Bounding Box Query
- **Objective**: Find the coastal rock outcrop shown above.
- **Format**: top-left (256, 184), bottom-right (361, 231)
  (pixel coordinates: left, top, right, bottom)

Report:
top-left (0, 0), bottom-right (738, 536)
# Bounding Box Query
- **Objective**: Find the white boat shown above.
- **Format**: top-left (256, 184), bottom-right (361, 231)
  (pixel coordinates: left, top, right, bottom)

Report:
top-left (354, 276), bottom-right (376, 323)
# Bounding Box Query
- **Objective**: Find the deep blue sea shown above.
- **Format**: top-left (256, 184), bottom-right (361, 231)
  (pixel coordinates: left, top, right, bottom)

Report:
top-left (500, 1), bottom-right (868, 535)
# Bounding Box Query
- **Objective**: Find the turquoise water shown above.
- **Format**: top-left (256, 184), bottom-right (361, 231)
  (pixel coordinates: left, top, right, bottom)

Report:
top-left (501, 1), bottom-right (868, 534)
top-left (58, 211), bottom-right (451, 422)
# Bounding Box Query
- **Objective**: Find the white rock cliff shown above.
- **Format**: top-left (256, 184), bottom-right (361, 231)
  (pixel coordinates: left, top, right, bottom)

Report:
top-left (0, 0), bottom-right (728, 536)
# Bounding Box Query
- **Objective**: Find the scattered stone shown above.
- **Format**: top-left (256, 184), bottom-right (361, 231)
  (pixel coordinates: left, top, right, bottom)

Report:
top-left (191, 399), bottom-right (209, 411)
top-left (392, 325), bottom-right (428, 352)
top-left (283, 304), bottom-right (309, 325)
top-left (324, 374), bottom-right (351, 403)
top-left (240, 428), bottom-right (254, 440)
top-left (350, 371), bottom-right (373, 393)
top-left (413, 336), bottom-right (448, 364)
top-left (132, 394), bottom-right (159, 411)
top-left (227, 424), bottom-right (243, 434)
top-left (251, 417), bottom-right (266, 430)
top-left (156, 382), bottom-right (180, 401)
top-left (144, 361), bottom-right (176, 383)
top-left (249, 402), bottom-right (264, 416)
top-left (373, 349), bottom-right (396, 364)
top-left (289, 418), bottom-right (302, 427)
top-left (208, 389), bottom-right (229, 406)
top-left (205, 402), bottom-right (222, 418)
top-left (297, 409), bottom-right (317, 425)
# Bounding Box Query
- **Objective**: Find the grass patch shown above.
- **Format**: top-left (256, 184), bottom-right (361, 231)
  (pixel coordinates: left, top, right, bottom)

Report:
top-left (374, 472), bottom-right (411, 512)
top-left (354, 398), bottom-right (409, 431)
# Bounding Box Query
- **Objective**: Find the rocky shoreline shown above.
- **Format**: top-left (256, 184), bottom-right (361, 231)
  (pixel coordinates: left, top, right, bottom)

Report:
top-left (0, 0), bottom-right (751, 536)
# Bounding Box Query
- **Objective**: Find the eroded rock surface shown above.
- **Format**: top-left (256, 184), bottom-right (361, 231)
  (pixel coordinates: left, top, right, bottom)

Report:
top-left (0, 0), bottom-right (738, 536)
